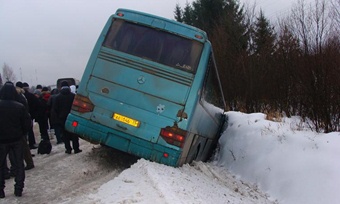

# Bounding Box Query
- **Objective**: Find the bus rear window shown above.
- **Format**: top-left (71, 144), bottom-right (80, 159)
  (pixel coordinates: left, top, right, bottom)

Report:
top-left (103, 19), bottom-right (203, 72)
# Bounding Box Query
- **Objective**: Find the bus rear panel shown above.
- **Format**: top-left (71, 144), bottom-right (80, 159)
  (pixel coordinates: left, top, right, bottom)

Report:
top-left (65, 9), bottom-right (225, 167)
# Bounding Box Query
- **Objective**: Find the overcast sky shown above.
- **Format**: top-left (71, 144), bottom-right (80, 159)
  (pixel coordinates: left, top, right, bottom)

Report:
top-left (0, 0), bottom-right (314, 86)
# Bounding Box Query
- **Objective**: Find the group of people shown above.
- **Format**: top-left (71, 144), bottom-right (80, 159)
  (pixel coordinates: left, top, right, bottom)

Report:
top-left (0, 80), bottom-right (81, 198)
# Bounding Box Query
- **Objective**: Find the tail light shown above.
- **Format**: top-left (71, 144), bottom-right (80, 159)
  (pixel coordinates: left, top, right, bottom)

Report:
top-left (160, 126), bottom-right (187, 148)
top-left (72, 94), bottom-right (94, 113)
top-left (72, 121), bottom-right (78, 127)
top-left (195, 34), bottom-right (203, 39)
top-left (117, 12), bottom-right (124, 17)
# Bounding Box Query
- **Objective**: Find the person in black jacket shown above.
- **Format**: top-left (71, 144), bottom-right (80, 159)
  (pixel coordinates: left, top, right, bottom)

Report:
top-left (53, 81), bottom-right (82, 154)
top-left (5, 82), bottom-right (35, 180)
top-left (0, 82), bottom-right (31, 198)
top-left (15, 82), bottom-right (35, 170)
top-left (33, 89), bottom-right (50, 142)
top-left (47, 88), bottom-right (62, 144)
top-left (22, 82), bottom-right (38, 149)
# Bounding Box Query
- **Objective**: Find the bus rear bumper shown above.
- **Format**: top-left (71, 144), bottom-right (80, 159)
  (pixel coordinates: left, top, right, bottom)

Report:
top-left (65, 114), bottom-right (181, 167)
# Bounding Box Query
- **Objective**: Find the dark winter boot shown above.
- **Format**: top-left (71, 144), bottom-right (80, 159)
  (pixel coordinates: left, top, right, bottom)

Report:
top-left (74, 149), bottom-right (82, 154)
top-left (0, 189), bottom-right (5, 198)
top-left (14, 189), bottom-right (22, 197)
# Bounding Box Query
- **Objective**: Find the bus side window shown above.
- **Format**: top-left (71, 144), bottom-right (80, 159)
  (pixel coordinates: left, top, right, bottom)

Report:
top-left (202, 54), bottom-right (225, 109)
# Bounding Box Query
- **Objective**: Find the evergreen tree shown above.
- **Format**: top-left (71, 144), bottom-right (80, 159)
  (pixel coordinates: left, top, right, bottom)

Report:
top-left (173, 0), bottom-right (249, 110)
top-left (174, 0), bottom-right (248, 50)
top-left (252, 10), bottom-right (276, 55)
top-left (190, 0), bottom-right (225, 32)
top-left (247, 11), bottom-right (276, 112)
top-left (220, 0), bottom-right (249, 54)
top-left (274, 25), bottom-right (302, 115)
top-left (174, 4), bottom-right (183, 23)
top-left (213, 0), bottom-right (249, 110)
top-left (182, 2), bottom-right (194, 25)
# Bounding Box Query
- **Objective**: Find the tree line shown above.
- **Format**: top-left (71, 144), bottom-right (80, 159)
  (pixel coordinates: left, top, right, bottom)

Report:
top-left (174, 0), bottom-right (340, 132)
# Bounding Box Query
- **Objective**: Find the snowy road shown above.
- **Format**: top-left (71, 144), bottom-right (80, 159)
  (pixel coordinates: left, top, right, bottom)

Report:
top-left (2, 123), bottom-right (275, 204)
top-left (3, 139), bottom-right (138, 203)
top-left (3, 142), bottom-right (275, 204)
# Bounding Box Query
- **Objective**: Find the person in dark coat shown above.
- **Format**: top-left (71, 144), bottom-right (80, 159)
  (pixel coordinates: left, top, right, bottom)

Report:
top-left (47, 88), bottom-right (62, 144)
top-left (53, 81), bottom-right (82, 154)
top-left (2, 81), bottom-right (29, 178)
top-left (33, 89), bottom-right (50, 141)
top-left (41, 87), bottom-right (52, 138)
top-left (0, 82), bottom-right (31, 198)
top-left (5, 82), bottom-right (35, 179)
top-left (22, 82), bottom-right (38, 149)
top-left (15, 82), bottom-right (35, 170)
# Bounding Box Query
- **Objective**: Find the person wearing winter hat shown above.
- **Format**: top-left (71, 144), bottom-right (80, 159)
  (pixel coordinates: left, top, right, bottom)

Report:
top-left (15, 82), bottom-right (35, 169)
top-left (3, 81), bottom-right (30, 180)
top-left (33, 89), bottom-right (42, 97)
top-left (22, 82), bottom-right (29, 89)
top-left (41, 86), bottom-right (52, 140)
top-left (15, 81), bottom-right (23, 88)
top-left (15, 82), bottom-right (28, 109)
top-left (53, 81), bottom-right (82, 154)
top-left (36, 84), bottom-right (42, 92)
top-left (0, 82), bottom-right (31, 198)
top-left (60, 80), bottom-right (69, 88)
top-left (34, 87), bottom-right (50, 142)
top-left (41, 87), bottom-right (51, 102)
top-left (47, 88), bottom-right (62, 144)
top-left (22, 82), bottom-right (38, 149)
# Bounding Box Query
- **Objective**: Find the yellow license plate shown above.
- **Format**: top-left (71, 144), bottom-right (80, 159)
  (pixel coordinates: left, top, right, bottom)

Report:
top-left (113, 113), bottom-right (140, 127)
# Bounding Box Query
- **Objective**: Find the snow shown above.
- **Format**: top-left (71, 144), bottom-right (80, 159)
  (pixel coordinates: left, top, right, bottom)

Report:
top-left (216, 112), bottom-right (340, 204)
top-left (2, 111), bottom-right (339, 203)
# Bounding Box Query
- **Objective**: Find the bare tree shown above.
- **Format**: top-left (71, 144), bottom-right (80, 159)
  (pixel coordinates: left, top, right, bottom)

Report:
top-left (2, 63), bottom-right (17, 82)
top-left (290, 0), bottom-right (331, 54)
top-left (310, 0), bottom-right (331, 53)
top-left (330, 0), bottom-right (340, 30)
top-left (290, 0), bottom-right (313, 54)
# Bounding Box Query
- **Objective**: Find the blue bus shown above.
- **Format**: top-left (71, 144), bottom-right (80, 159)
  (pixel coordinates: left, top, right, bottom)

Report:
top-left (65, 8), bottom-right (226, 167)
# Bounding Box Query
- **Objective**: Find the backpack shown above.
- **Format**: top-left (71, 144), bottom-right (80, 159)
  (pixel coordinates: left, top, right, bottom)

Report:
top-left (37, 140), bottom-right (52, 154)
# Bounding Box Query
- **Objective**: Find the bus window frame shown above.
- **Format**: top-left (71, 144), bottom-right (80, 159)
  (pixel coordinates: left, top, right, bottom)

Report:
top-left (102, 19), bottom-right (204, 73)
top-left (200, 54), bottom-right (226, 111)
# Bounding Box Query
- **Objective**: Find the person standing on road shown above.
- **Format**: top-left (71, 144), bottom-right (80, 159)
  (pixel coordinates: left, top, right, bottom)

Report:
top-left (22, 82), bottom-right (39, 149)
top-left (15, 82), bottom-right (35, 170)
top-left (47, 88), bottom-right (62, 144)
top-left (33, 89), bottom-right (50, 142)
top-left (53, 81), bottom-right (82, 154)
top-left (4, 82), bottom-right (35, 181)
top-left (0, 82), bottom-right (31, 198)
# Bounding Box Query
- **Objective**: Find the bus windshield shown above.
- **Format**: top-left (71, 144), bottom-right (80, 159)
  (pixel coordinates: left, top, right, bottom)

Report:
top-left (103, 19), bottom-right (203, 72)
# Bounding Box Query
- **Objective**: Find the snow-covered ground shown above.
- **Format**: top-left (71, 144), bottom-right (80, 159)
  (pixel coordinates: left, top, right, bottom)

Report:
top-left (2, 111), bottom-right (339, 204)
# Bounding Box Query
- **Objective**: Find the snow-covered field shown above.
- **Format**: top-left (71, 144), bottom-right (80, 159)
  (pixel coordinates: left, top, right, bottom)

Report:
top-left (2, 111), bottom-right (339, 204)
